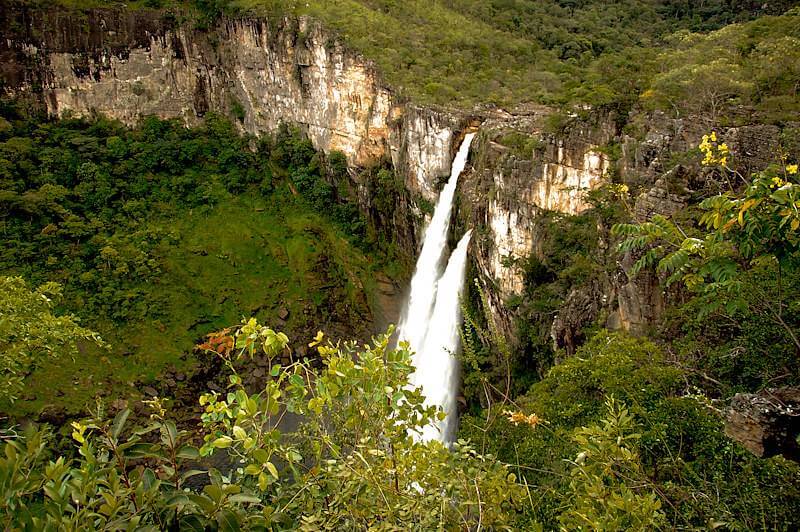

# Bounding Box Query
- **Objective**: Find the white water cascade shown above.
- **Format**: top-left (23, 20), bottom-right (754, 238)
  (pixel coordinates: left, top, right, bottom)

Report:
top-left (397, 132), bottom-right (476, 444)
top-left (411, 230), bottom-right (472, 443)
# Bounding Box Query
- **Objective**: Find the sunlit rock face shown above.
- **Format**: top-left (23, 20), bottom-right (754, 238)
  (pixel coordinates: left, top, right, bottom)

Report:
top-left (1, 8), bottom-right (468, 202)
top-left (2, 6), bottom-right (480, 260)
top-left (462, 115), bottom-right (613, 298)
top-left (389, 105), bottom-right (463, 203)
top-left (5, 14), bottom-right (393, 167)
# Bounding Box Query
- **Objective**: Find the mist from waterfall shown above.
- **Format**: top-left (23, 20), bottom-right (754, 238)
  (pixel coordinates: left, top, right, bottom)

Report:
top-left (396, 132), bottom-right (475, 444)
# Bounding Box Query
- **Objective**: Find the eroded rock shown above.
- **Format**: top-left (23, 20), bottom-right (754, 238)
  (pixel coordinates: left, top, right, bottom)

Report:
top-left (725, 387), bottom-right (800, 461)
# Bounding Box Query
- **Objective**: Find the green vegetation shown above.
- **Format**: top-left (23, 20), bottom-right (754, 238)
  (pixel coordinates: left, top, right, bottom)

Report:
top-left (455, 122), bottom-right (800, 528)
top-left (0, 276), bottom-right (103, 402)
top-left (0, 325), bottom-right (521, 530)
top-left (613, 135), bottom-right (800, 393)
top-left (459, 182), bottom-right (629, 400)
top-left (460, 331), bottom-right (800, 529)
top-left (453, 118), bottom-right (800, 527)
top-left (0, 106), bottom-right (397, 417)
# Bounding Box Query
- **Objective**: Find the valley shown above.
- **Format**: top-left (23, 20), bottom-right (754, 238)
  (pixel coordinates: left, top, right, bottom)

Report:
top-left (1, 1), bottom-right (800, 529)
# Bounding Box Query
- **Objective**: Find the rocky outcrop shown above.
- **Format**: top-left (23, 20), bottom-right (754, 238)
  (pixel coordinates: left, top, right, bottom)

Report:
top-left (460, 110), bottom-right (613, 298)
top-left (726, 387), bottom-right (800, 462)
top-left (2, 9), bottom-right (392, 164)
top-left (550, 281), bottom-right (605, 355)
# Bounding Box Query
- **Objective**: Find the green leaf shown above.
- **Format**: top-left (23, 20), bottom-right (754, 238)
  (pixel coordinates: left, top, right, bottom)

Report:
top-left (187, 493), bottom-right (216, 515)
top-left (164, 493), bottom-right (191, 507)
top-left (217, 509), bottom-right (241, 532)
top-left (179, 515), bottom-right (206, 532)
top-left (265, 461), bottom-right (279, 479)
top-left (253, 449), bottom-right (269, 464)
top-left (177, 445), bottom-right (199, 459)
top-left (229, 493), bottom-right (261, 504)
top-left (165, 420), bottom-right (178, 445)
top-left (181, 469), bottom-right (208, 483)
top-left (111, 408), bottom-right (130, 440)
top-left (213, 436), bottom-right (233, 449)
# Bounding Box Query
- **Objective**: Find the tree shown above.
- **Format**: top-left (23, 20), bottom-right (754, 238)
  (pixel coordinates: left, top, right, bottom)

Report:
top-left (560, 397), bottom-right (665, 531)
top-left (0, 276), bottom-right (103, 402)
top-left (612, 134), bottom-right (800, 351)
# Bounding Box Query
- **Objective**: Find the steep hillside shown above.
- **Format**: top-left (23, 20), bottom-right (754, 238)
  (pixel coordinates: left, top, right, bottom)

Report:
top-left (0, 108), bottom-right (400, 418)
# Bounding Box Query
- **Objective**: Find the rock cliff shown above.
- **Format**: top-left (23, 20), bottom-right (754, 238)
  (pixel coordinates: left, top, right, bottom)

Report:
top-left (0, 4), bottom-right (468, 214)
top-left (1, 2), bottom-right (789, 349)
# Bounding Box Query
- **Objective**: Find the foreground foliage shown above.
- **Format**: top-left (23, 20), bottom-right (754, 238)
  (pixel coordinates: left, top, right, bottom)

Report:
top-left (613, 135), bottom-right (800, 393)
top-left (460, 331), bottom-right (800, 530)
top-left (1, 325), bottom-right (520, 529)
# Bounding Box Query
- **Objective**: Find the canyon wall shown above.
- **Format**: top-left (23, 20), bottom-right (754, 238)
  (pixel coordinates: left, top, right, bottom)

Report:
top-left (0, 5), bottom-right (466, 207)
top-left (3, 2), bottom-right (762, 346)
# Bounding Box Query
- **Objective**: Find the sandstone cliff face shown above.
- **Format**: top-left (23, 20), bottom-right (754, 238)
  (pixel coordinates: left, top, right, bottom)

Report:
top-left (0, 5), bottom-right (468, 213)
top-left (3, 3), bottom-right (784, 348)
top-left (461, 110), bottom-right (613, 298)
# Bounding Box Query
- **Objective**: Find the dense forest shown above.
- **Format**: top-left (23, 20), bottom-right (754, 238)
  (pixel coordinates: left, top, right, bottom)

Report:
top-left (2, 0), bottom-right (800, 530)
top-left (0, 103), bottom-right (406, 416)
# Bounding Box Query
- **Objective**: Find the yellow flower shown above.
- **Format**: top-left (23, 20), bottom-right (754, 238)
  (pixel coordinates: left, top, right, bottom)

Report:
top-left (710, 131), bottom-right (717, 142)
top-left (503, 409), bottom-right (543, 428)
top-left (787, 164), bottom-right (798, 175)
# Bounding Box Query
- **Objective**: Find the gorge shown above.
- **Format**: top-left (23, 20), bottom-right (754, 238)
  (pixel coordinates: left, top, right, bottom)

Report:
top-left (2, 1), bottom-right (800, 529)
top-left (0, 3), bottom-right (655, 342)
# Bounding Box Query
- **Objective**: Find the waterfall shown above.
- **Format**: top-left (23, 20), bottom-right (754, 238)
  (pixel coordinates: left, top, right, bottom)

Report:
top-left (411, 230), bottom-right (472, 443)
top-left (397, 132), bottom-right (475, 355)
top-left (397, 132), bottom-right (475, 444)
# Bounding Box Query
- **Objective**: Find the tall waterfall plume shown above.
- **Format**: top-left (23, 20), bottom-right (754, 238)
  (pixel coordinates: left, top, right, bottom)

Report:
top-left (397, 132), bottom-right (476, 444)
top-left (411, 230), bottom-right (472, 443)
top-left (397, 132), bottom-right (475, 355)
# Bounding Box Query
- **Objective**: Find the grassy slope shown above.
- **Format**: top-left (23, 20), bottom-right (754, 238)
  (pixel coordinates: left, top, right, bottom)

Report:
top-left (4, 187), bottom-right (381, 418)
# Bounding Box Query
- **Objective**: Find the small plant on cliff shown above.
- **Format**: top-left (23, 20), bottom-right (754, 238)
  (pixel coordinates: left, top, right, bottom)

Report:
top-left (612, 134), bottom-right (800, 351)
